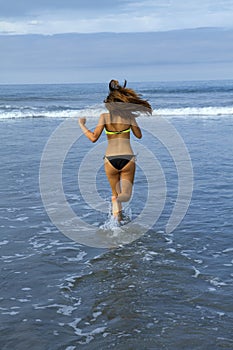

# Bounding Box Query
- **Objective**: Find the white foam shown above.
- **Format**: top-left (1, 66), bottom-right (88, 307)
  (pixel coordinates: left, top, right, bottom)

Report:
top-left (68, 319), bottom-right (107, 344)
top-left (65, 251), bottom-right (87, 262)
top-left (0, 240), bottom-right (9, 246)
top-left (0, 105), bottom-right (104, 120)
top-left (2, 311), bottom-right (19, 316)
top-left (99, 215), bottom-right (122, 232)
top-left (192, 266), bottom-right (201, 278)
top-left (1, 105), bottom-right (233, 120)
top-left (57, 305), bottom-right (77, 316)
top-left (210, 277), bottom-right (227, 287)
top-left (21, 287), bottom-right (32, 291)
top-left (223, 247), bottom-right (233, 253)
top-left (154, 106), bottom-right (233, 117)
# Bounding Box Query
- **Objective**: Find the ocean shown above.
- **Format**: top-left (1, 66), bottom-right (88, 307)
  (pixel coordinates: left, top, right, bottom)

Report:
top-left (0, 80), bottom-right (233, 349)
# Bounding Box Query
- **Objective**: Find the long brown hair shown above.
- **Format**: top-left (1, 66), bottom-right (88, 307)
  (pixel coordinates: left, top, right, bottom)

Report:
top-left (105, 79), bottom-right (152, 118)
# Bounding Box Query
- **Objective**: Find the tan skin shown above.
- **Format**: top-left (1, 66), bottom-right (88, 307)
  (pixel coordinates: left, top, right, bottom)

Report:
top-left (79, 112), bottom-right (142, 218)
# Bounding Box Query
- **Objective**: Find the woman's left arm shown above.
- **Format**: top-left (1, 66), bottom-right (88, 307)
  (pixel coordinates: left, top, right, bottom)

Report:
top-left (130, 116), bottom-right (142, 139)
top-left (79, 114), bottom-right (105, 143)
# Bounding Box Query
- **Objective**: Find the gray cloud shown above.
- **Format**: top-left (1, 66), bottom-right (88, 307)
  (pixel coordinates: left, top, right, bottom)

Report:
top-left (1, 0), bottom-right (233, 34)
top-left (0, 28), bottom-right (233, 83)
top-left (0, 0), bottom-right (125, 17)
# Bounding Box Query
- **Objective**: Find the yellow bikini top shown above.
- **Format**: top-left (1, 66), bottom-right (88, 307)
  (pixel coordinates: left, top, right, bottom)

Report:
top-left (105, 127), bottom-right (131, 135)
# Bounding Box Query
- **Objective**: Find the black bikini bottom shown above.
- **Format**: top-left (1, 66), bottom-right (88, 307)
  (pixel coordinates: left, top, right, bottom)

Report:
top-left (104, 155), bottom-right (135, 171)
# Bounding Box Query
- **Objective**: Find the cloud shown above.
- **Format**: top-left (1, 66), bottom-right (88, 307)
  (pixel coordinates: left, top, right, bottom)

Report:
top-left (0, 28), bottom-right (233, 83)
top-left (0, 0), bottom-right (124, 17)
top-left (0, 0), bottom-right (233, 34)
top-left (0, 14), bottom-right (164, 35)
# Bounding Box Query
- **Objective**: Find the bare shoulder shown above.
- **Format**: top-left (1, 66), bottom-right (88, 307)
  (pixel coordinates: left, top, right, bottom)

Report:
top-left (130, 115), bottom-right (138, 126)
top-left (100, 112), bottom-right (109, 118)
top-left (100, 112), bottom-right (110, 122)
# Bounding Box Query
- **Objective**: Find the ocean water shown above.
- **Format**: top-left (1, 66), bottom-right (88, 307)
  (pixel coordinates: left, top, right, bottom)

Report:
top-left (0, 80), bottom-right (233, 349)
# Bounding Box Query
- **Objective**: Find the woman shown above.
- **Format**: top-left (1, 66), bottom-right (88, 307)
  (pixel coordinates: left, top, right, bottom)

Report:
top-left (78, 79), bottom-right (152, 221)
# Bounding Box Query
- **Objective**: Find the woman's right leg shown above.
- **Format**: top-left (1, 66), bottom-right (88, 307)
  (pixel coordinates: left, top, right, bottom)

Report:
top-left (104, 161), bottom-right (122, 217)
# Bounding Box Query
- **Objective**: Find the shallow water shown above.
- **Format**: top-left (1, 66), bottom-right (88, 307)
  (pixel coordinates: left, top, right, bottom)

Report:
top-left (0, 114), bottom-right (233, 349)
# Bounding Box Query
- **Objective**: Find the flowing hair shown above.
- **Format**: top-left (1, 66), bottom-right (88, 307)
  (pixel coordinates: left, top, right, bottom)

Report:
top-left (105, 79), bottom-right (152, 118)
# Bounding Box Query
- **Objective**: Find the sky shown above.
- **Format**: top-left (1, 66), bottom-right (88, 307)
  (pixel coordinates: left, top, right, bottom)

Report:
top-left (0, 0), bottom-right (233, 83)
top-left (1, 0), bottom-right (233, 35)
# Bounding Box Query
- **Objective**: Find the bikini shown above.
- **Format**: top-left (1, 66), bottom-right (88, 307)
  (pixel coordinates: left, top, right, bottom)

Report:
top-left (105, 127), bottom-right (131, 135)
top-left (104, 126), bottom-right (135, 171)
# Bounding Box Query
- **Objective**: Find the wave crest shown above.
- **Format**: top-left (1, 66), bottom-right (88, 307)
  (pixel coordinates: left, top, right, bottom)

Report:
top-left (0, 105), bottom-right (233, 119)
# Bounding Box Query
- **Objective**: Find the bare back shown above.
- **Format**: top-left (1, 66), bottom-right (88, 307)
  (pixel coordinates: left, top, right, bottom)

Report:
top-left (104, 113), bottom-right (134, 156)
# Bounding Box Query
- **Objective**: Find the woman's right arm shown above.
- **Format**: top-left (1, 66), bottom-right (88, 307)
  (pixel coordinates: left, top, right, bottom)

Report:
top-left (130, 116), bottom-right (142, 139)
top-left (79, 114), bottom-right (105, 143)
